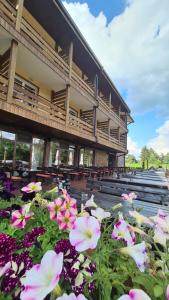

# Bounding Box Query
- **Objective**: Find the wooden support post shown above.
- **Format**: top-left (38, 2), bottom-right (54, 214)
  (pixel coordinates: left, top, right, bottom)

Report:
top-left (68, 41), bottom-right (73, 79)
top-left (74, 145), bottom-right (80, 168)
top-left (118, 127), bottom-right (121, 142)
top-left (94, 74), bottom-right (99, 100)
top-left (93, 106), bottom-right (97, 137)
top-left (65, 84), bottom-right (70, 126)
top-left (7, 40), bottom-right (18, 103)
top-left (118, 104), bottom-right (121, 116)
top-left (108, 118), bottom-right (111, 141)
top-left (16, 0), bottom-right (24, 31)
top-left (109, 93), bottom-right (111, 108)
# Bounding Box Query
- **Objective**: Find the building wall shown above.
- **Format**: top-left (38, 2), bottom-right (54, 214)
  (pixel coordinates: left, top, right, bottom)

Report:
top-left (95, 150), bottom-right (108, 167)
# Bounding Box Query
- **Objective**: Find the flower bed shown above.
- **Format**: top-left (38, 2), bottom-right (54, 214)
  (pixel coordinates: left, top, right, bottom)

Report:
top-left (0, 180), bottom-right (169, 299)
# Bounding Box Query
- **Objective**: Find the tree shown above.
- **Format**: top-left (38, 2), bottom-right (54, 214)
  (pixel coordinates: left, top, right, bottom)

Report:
top-left (140, 146), bottom-right (150, 169)
top-left (125, 154), bottom-right (137, 165)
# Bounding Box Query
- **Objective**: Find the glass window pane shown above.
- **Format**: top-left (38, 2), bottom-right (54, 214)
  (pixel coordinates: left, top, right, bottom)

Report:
top-left (15, 143), bottom-right (31, 169)
top-left (32, 138), bottom-right (44, 170)
top-left (0, 139), bottom-right (14, 167)
top-left (0, 130), bottom-right (15, 140)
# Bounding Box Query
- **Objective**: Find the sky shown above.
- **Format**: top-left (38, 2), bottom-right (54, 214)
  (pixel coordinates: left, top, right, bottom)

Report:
top-left (62, 0), bottom-right (169, 158)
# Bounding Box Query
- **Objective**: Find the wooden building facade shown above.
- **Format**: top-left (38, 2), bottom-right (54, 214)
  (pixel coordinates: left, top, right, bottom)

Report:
top-left (0, 0), bottom-right (133, 170)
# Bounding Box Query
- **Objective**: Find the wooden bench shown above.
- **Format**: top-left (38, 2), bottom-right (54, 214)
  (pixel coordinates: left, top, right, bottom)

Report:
top-left (70, 188), bottom-right (169, 218)
top-left (87, 179), bottom-right (169, 205)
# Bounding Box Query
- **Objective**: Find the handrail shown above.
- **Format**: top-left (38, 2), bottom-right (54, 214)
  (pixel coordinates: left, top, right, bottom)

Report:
top-left (0, 0), bottom-right (16, 24)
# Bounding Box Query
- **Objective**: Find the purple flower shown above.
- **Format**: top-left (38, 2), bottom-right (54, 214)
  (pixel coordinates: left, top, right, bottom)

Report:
top-left (55, 240), bottom-right (96, 294)
top-left (0, 208), bottom-right (11, 219)
top-left (1, 251), bottom-right (33, 293)
top-left (21, 227), bottom-right (46, 248)
top-left (3, 178), bottom-right (15, 193)
top-left (0, 233), bottom-right (16, 267)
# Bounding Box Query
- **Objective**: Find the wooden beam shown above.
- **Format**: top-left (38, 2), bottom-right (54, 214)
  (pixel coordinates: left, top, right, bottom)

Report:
top-left (65, 84), bottom-right (70, 126)
top-left (109, 93), bottom-right (111, 108)
top-left (94, 74), bottom-right (99, 100)
top-left (68, 41), bottom-right (73, 78)
top-left (93, 105), bottom-right (97, 137)
top-left (16, 0), bottom-right (24, 31)
top-left (7, 40), bottom-right (18, 103)
top-left (43, 140), bottom-right (51, 167)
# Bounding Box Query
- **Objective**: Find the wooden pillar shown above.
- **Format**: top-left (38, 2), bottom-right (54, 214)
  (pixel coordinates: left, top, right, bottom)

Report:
top-left (92, 149), bottom-right (96, 167)
top-left (68, 41), bottom-right (73, 79)
top-left (93, 106), bottom-right (98, 137)
top-left (109, 93), bottom-right (111, 108)
top-left (74, 145), bottom-right (80, 168)
top-left (118, 104), bottom-right (121, 116)
top-left (7, 40), bottom-right (18, 103)
top-left (118, 127), bottom-right (121, 142)
top-left (65, 84), bottom-right (70, 126)
top-left (108, 118), bottom-right (111, 141)
top-left (16, 0), bottom-right (24, 31)
top-left (43, 140), bottom-right (51, 167)
top-left (94, 74), bottom-right (99, 99)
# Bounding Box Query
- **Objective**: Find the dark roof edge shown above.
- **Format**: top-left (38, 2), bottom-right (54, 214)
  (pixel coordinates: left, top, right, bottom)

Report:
top-left (53, 0), bottom-right (131, 113)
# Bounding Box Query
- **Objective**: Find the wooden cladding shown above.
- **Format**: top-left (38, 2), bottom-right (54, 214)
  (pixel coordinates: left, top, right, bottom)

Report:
top-left (51, 89), bottom-right (66, 110)
top-left (97, 121), bottom-right (109, 134)
top-left (0, 0), bottom-right (17, 25)
top-left (80, 109), bottom-right (94, 126)
top-left (0, 48), bottom-right (10, 77)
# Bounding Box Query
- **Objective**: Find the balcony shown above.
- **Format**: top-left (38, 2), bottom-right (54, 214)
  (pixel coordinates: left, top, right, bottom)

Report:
top-left (0, 0), bottom-right (16, 26)
top-left (0, 74), bottom-right (126, 152)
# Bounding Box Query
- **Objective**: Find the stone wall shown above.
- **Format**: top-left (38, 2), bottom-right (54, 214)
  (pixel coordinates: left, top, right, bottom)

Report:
top-left (95, 150), bottom-right (108, 167)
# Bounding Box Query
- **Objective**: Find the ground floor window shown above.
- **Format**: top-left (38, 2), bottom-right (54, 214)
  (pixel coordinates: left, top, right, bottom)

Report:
top-left (49, 142), bottom-right (75, 167)
top-left (80, 148), bottom-right (93, 167)
top-left (32, 138), bottom-right (44, 170)
top-left (0, 131), bottom-right (15, 167)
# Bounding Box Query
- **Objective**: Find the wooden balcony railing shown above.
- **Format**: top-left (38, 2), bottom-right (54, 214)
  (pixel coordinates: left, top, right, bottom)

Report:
top-left (69, 114), bottom-right (94, 139)
top-left (0, 74), bottom-right (8, 101)
top-left (12, 83), bottom-right (66, 125)
top-left (20, 18), bottom-right (70, 77)
top-left (0, 0), bottom-right (16, 25)
top-left (98, 95), bottom-right (126, 129)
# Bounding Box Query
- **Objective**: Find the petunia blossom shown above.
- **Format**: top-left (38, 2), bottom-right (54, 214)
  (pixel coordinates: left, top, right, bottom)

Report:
top-left (129, 211), bottom-right (153, 227)
top-left (69, 216), bottom-right (101, 252)
top-left (11, 204), bottom-right (34, 229)
top-left (120, 241), bottom-right (148, 272)
top-left (57, 293), bottom-right (87, 300)
top-left (21, 182), bottom-right (42, 193)
top-left (48, 198), bottom-right (63, 220)
top-left (91, 207), bottom-right (111, 223)
top-left (20, 250), bottom-right (63, 300)
top-left (112, 218), bottom-right (136, 246)
top-left (84, 195), bottom-right (97, 208)
top-left (122, 192), bottom-right (137, 204)
top-left (151, 209), bottom-right (169, 233)
top-left (57, 210), bottom-right (76, 230)
top-left (153, 225), bottom-right (169, 247)
top-left (62, 197), bottom-right (77, 216)
top-left (117, 289), bottom-right (151, 300)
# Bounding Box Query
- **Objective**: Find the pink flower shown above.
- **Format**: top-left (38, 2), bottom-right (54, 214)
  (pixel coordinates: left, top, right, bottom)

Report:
top-left (57, 293), bottom-right (87, 300)
top-left (117, 289), bottom-right (151, 300)
top-left (112, 218), bottom-right (136, 246)
top-left (20, 250), bottom-right (63, 300)
top-left (122, 192), bottom-right (137, 204)
top-left (120, 241), bottom-right (148, 272)
top-left (11, 204), bottom-right (34, 229)
top-left (48, 198), bottom-right (63, 220)
top-left (62, 197), bottom-right (77, 215)
top-left (21, 182), bottom-right (42, 193)
top-left (69, 216), bottom-right (101, 252)
top-left (57, 210), bottom-right (76, 230)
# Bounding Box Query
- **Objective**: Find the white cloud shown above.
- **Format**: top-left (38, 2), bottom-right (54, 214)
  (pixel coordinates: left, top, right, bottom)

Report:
top-left (63, 0), bottom-right (169, 116)
top-left (127, 136), bottom-right (141, 158)
top-left (148, 120), bottom-right (169, 154)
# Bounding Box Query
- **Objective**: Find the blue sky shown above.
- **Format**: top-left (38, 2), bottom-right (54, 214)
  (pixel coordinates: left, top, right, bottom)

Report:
top-left (63, 0), bottom-right (169, 157)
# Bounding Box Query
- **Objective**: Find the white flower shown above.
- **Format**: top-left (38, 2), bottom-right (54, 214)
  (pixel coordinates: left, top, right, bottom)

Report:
top-left (85, 195), bottom-right (97, 208)
top-left (91, 207), bottom-right (111, 222)
top-left (69, 216), bottom-right (101, 252)
top-left (20, 250), bottom-right (63, 300)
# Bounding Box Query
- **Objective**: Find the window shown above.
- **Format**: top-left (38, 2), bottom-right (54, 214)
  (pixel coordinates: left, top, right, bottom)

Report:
top-left (0, 130), bottom-right (15, 167)
top-left (80, 148), bottom-right (93, 167)
top-left (15, 75), bottom-right (38, 95)
top-left (31, 138), bottom-right (44, 170)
